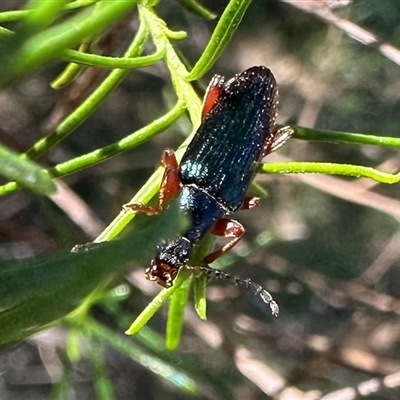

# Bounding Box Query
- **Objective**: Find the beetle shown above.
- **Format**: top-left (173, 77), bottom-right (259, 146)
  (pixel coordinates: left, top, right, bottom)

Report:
top-left (127, 66), bottom-right (292, 315)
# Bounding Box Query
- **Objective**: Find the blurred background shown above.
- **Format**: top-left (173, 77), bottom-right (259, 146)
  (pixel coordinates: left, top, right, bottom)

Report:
top-left (1, 0), bottom-right (400, 399)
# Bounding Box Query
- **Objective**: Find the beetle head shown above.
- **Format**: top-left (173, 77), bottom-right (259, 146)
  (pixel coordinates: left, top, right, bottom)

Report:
top-left (145, 237), bottom-right (192, 287)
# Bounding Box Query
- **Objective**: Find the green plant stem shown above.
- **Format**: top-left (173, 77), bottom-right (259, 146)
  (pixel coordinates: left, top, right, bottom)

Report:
top-left (49, 101), bottom-right (185, 178)
top-left (25, 22), bottom-right (149, 161)
top-left (166, 278), bottom-right (191, 350)
top-left (175, 0), bottom-right (217, 20)
top-left (22, 0), bottom-right (64, 34)
top-left (0, 143), bottom-right (55, 195)
top-left (88, 339), bottom-right (115, 400)
top-left (85, 317), bottom-right (198, 394)
top-left (125, 269), bottom-right (191, 335)
top-left (0, 0), bottom-right (139, 87)
top-left (292, 125), bottom-right (400, 147)
top-left (0, 10), bottom-right (29, 22)
top-left (185, 0), bottom-right (252, 80)
top-left (0, 101), bottom-right (185, 198)
top-left (60, 47), bottom-right (165, 68)
top-left (0, 27), bottom-right (13, 37)
top-left (260, 162), bottom-right (400, 184)
top-left (0, 1), bottom-right (100, 22)
top-left (66, 0), bottom-right (101, 10)
top-left (51, 42), bottom-right (91, 89)
top-left (139, 6), bottom-right (202, 124)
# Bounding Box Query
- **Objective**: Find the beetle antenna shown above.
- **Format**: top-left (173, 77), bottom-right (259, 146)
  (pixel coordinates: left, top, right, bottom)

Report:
top-left (189, 265), bottom-right (279, 316)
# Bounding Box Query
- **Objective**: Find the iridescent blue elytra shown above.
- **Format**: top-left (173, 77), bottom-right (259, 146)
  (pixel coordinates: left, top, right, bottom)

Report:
top-left (180, 66), bottom-right (278, 211)
top-left (131, 66), bottom-right (292, 305)
top-left (177, 66), bottom-right (279, 247)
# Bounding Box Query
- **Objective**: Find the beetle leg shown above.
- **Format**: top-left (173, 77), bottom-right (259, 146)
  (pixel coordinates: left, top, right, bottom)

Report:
top-left (241, 196), bottom-right (260, 210)
top-left (125, 148), bottom-right (181, 215)
top-left (202, 219), bottom-right (244, 264)
top-left (263, 125), bottom-right (294, 156)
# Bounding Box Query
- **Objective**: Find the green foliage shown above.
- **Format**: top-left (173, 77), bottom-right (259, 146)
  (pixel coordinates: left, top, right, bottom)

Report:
top-left (0, 204), bottom-right (186, 346)
top-left (0, 143), bottom-right (55, 194)
top-left (0, 0), bottom-right (400, 398)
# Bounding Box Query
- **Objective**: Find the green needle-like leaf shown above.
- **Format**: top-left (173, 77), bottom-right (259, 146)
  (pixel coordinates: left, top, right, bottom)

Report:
top-left (26, 21), bottom-right (149, 161)
top-left (166, 277), bottom-right (192, 350)
top-left (60, 47), bottom-right (165, 69)
top-left (51, 41), bottom-right (91, 89)
top-left (0, 0), bottom-right (139, 87)
top-left (260, 162), bottom-right (400, 184)
top-left (0, 143), bottom-right (55, 195)
top-left (125, 269), bottom-right (191, 335)
top-left (0, 205), bottom-right (186, 346)
top-left (291, 125), bottom-right (400, 147)
top-left (89, 318), bottom-right (198, 394)
top-left (194, 274), bottom-right (207, 320)
top-left (175, 0), bottom-right (217, 20)
top-left (185, 0), bottom-right (252, 80)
